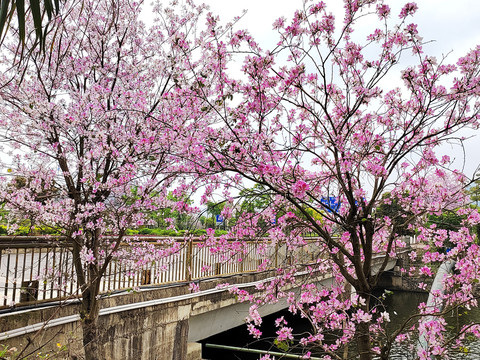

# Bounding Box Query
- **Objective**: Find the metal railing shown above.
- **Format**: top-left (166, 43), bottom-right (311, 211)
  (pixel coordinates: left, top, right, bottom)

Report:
top-left (0, 236), bottom-right (318, 309)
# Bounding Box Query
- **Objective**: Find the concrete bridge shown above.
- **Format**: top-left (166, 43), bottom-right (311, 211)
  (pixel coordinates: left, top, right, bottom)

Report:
top-left (0, 236), bottom-right (403, 359)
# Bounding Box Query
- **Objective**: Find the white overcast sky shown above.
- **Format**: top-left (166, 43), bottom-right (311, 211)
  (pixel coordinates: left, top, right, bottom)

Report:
top-left (195, 0), bottom-right (480, 178)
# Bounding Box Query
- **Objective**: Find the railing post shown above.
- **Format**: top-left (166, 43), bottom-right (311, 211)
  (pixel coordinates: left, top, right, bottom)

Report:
top-left (274, 242), bottom-right (279, 269)
top-left (185, 237), bottom-right (193, 282)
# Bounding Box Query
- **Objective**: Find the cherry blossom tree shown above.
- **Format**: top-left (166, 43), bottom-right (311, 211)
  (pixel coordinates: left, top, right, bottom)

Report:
top-left (0, 0), bottom-right (227, 357)
top-left (189, 1), bottom-right (480, 358)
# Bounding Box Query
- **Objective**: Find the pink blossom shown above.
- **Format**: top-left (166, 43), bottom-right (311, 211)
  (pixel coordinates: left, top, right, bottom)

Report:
top-left (275, 316), bottom-right (288, 327)
top-left (291, 180), bottom-right (310, 198)
top-left (352, 309), bottom-right (372, 323)
top-left (419, 266), bottom-right (433, 277)
top-left (247, 304), bottom-right (263, 326)
top-left (399, 3), bottom-right (418, 19)
top-left (188, 282), bottom-right (200, 293)
top-left (376, 4), bottom-right (391, 19)
top-left (80, 247), bottom-right (96, 265)
top-left (247, 323), bottom-right (262, 339)
top-left (276, 326), bottom-right (294, 341)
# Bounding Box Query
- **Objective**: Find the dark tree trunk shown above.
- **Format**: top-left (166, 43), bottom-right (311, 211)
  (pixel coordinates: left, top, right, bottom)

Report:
top-left (356, 292), bottom-right (373, 360)
top-left (80, 264), bottom-right (104, 360)
top-left (82, 314), bottom-right (104, 360)
top-left (357, 320), bottom-right (373, 360)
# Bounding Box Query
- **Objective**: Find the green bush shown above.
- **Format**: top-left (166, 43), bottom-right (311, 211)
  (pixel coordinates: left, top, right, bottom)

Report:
top-left (123, 228), bottom-right (229, 237)
top-left (138, 228), bottom-right (153, 235)
top-left (0, 225), bottom-right (229, 237)
top-left (15, 227), bottom-right (29, 235)
top-left (35, 226), bottom-right (61, 235)
top-left (0, 225), bottom-right (62, 236)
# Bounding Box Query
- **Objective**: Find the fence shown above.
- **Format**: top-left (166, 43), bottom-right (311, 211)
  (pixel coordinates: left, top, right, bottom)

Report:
top-left (0, 236), bottom-right (318, 309)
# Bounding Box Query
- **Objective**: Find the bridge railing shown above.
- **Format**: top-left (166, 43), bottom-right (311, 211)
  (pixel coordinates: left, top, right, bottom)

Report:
top-left (0, 236), bottom-right (320, 309)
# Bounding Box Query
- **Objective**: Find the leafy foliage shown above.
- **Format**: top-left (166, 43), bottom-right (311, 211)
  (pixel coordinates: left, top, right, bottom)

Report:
top-left (0, 0), bottom-right (63, 53)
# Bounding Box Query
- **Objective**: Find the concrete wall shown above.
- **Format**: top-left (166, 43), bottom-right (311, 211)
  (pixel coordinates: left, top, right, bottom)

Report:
top-left (376, 252), bottom-right (432, 292)
top-left (377, 269), bottom-right (432, 293)
top-left (0, 272), bottom-right (277, 360)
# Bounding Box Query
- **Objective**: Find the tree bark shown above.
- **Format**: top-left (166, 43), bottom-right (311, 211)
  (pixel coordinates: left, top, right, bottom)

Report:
top-left (356, 291), bottom-right (373, 360)
top-left (80, 263), bottom-right (105, 360)
top-left (357, 320), bottom-right (372, 360)
top-left (82, 317), bottom-right (103, 360)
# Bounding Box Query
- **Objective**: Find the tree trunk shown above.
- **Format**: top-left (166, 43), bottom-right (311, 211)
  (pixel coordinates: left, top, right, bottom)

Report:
top-left (82, 316), bottom-right (104, 360)
top-left (357, 320), bottom-right (372, 360)
top-left (356, 290), bottom-right (373, 360)
top-left (80, 267), bottom-right (105, 360)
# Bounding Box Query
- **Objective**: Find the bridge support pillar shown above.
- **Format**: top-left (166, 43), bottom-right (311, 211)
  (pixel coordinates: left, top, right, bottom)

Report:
top-left (187, 342), bottom-right (202, 360)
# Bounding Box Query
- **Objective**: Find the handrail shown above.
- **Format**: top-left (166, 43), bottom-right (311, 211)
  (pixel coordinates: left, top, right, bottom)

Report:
top-left (0, 235), bottom-right (319, 308)
top-left (0, 235), bottom-right (412, 309)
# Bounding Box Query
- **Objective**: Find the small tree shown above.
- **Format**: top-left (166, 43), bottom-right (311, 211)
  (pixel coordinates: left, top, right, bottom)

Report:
top-left (0, 0), bottom-right (227, 357)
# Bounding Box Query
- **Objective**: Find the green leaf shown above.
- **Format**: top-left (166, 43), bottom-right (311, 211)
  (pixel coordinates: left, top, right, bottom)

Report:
top-left (29, 0), bottom-right (43, 46)
top-left (16, 0), bottom-right (25, 42)
top-left (274, 339), bottom-right (290, 352)
top-left (0, 0), bottom-right (11, 37)
top-left (44, 0), bottom-right (53, 19)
